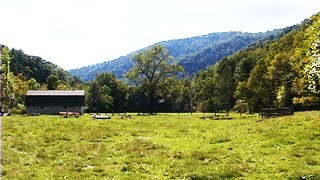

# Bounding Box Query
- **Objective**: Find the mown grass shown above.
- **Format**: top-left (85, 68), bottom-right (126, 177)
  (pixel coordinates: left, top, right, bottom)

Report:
top-left (2, 112), bottom-right (320, 179)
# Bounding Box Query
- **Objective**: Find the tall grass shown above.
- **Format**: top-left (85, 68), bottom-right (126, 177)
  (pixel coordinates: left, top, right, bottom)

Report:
top-left (2, 112), bottom-right (320, 179)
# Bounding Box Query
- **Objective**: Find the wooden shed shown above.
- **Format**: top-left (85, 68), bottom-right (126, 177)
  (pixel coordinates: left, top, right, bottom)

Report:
top-left (25, 90), bottom-right (85, 115)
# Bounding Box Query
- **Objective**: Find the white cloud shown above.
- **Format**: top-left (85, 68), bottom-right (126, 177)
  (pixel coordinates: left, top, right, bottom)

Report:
top-left (0, 0), bottom-right (320, 69)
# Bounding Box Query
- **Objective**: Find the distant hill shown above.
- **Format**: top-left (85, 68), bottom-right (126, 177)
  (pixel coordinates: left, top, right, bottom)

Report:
top-left (70, 30), bottom-right (292, 82)
top-left (178, 28), bottom-right (296, 76)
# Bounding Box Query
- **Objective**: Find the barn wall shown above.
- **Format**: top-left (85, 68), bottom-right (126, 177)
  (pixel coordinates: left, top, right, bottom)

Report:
top-left (26, 106), bottom-right (84, 115)
top-left (25, 96), bottom-right (85, 106)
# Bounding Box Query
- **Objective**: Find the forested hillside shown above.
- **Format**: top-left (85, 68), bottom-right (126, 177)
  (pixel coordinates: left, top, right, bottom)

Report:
top-left (193, 13), bottom-right (319, 112)
top-left (179, 28), bottom-right (295, 76)
top-left (70, 30), bottom-right (289, 81)
top-left (1, 45), bottom-right (81, 85)
top-left (83, 12), bottom-right (319, 114)
top-left (2, 12), bottom-right (319, 115)
top-left (0, 45), bottom-right (83, 113)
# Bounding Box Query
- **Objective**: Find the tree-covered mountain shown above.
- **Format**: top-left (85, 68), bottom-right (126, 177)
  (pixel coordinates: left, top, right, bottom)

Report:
top-left (193, 13), bottom-right (319, 112)
top-left (70, 30), bottom-right (292, 82)
top-left (2, 11), bottom-right (319, 115)
top-left (178, 28), bottom-right (296, 76)
top-left (70, 12), bottom-right (320, 114)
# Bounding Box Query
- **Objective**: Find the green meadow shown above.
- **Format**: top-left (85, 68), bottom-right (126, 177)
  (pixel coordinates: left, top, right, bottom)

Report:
top-left (2, 112), bottom-right (320, 179)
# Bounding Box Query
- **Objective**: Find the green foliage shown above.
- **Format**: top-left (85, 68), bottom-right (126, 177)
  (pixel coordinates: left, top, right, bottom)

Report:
top-left (0, 47), bottom-right (26, 110)
top-left (126, 86), bottom-right (149, 112)
top-left (27, 78), bottom-right (40, 90)
top-left (157, 77), bottom-right (194, 113)
top-left (88, 81), bottom-right (111, 113)
top-left (46, 74), bottom-right (59, 90)
top-left (8, 48), bottom-right (81, 85)
top-left (56, 81), bottom-right (71, 90)
top-left (194, 12), bottom-right (320, 112)
top-left (70, 31), bottom-right (287, 82)
top-left (233, 100), bottom-right (248, 114)
top-left (87, 73), bottom-right (127, 113)
top-left (3, 13), bottom-right (320, 115)
top-left (193, 58), bottom-right (237, 113)
top-left (3, 111), bottom-right (320, 179)
top-left (305, 35), bottom-right (320, 94)
top-left (178, 32), bottom-right (284, 76)
top-left (0, 45), bottom-right (83, 112)
top-left (46, 74), bottom-right (71, 90)
top-left (127, 45), bottom-right (183, 113)
top-left (194, 67), bottom-right (219, 112)
top-left (11, 103), bottom-right (26, 114)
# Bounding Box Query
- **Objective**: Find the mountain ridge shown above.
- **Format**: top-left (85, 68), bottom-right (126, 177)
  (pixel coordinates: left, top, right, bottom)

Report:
top-left (191, 12), bottom-right (318, 112)
top-left (69, 30), bottom-right (292, 82)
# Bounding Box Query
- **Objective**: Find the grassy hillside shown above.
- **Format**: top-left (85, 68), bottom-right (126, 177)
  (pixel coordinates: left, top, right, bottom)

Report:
top-left (3, 112), bottom-right (320, 179)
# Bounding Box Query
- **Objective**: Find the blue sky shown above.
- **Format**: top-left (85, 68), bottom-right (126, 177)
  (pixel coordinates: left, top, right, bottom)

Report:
top-left (1, 0), bottom-right (320, 70)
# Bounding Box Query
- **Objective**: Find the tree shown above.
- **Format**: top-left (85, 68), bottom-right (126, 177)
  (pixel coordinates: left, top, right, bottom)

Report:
top-left (234, 82), bottom-right (255, 113)
top-left (175, 78), bottom-right (195, 114)
top-left (87, 81), bottom-right (113, 113)
top-left (1, 47), bottom-right (14, 110)
top-left (216, 61), bottom-right (236, 115)
top-left (56, 81), bottom-right (71, 90)
top-left (27, 78), bottom-right (40, 90)
top-left (193, 68), bottom-right (221, 113)
top-left (305, 37), bottom-right (320, 94)
top-left (95, 73), bottom-right (128, 113)
top-left (46, 74), bottom-right (59, 90)
top-left (127, 45), bottom-right (183, 114)
top-left (247, 58), bottom-right (277, 109)
top-left (156, 77), bottom-right (194, 113)
top-left (268, 53), bottom-right (294, 106)
top-left (126, 86), bottom-right (148, 112)
top-left (86, 73), bottom-right (128, 113)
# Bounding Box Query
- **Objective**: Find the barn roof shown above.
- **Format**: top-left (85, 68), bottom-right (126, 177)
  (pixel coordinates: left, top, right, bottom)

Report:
top-left (26, 90), bottom-right (85, 96)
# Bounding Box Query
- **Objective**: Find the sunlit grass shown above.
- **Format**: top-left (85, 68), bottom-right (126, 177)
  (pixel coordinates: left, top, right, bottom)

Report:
top-left (2, 111), bottom-right (320, 179)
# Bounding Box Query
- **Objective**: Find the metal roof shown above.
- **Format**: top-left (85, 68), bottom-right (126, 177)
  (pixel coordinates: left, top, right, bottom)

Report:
top-left (26, 90), bottom-right (85, 96)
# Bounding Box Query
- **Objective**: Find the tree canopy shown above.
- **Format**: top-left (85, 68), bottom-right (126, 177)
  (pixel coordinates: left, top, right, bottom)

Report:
top-left (127, 45), bottom-right (183, 113)
top-left (3, 12), bottom-right (320, 115)
top-left (70, 31), bottom-right (288, 81)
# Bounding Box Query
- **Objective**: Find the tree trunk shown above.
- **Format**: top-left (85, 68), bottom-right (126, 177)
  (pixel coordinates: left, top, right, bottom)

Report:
top-left (226, 102), bottom-right (229, 116)
top-left (149, 93), bottom-right (154, 114)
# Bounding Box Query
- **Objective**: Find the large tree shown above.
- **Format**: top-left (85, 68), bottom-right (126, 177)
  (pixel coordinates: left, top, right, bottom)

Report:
top-left (95, 73), bottom-right (128, 113)
top-left (87, 81), bottom-right (113, 113)
top-left (127, 45), bottom-right (183, 114)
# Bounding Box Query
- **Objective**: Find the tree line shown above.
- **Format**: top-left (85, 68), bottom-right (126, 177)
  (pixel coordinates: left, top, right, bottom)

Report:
top-left (86, 13), bottom-right (320, 114)
top-left (0, 46), bottom-right (84, 113)
top-left (1, 12), bottom-right (320, 114)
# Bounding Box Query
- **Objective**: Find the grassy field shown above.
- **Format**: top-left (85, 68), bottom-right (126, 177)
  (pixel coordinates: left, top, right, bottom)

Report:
top-left (2, 112), bottom-right (320, 179)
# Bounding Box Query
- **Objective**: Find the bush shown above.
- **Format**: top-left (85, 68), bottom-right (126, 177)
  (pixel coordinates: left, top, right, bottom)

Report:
top-left (11, 104), bottom-right (26, 114)
top-left (233, 100), bottom-right (248, 114)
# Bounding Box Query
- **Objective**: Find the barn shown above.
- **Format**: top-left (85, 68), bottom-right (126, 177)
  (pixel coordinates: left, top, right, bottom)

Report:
top-left (25, 90), bottom-right (85, 115)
